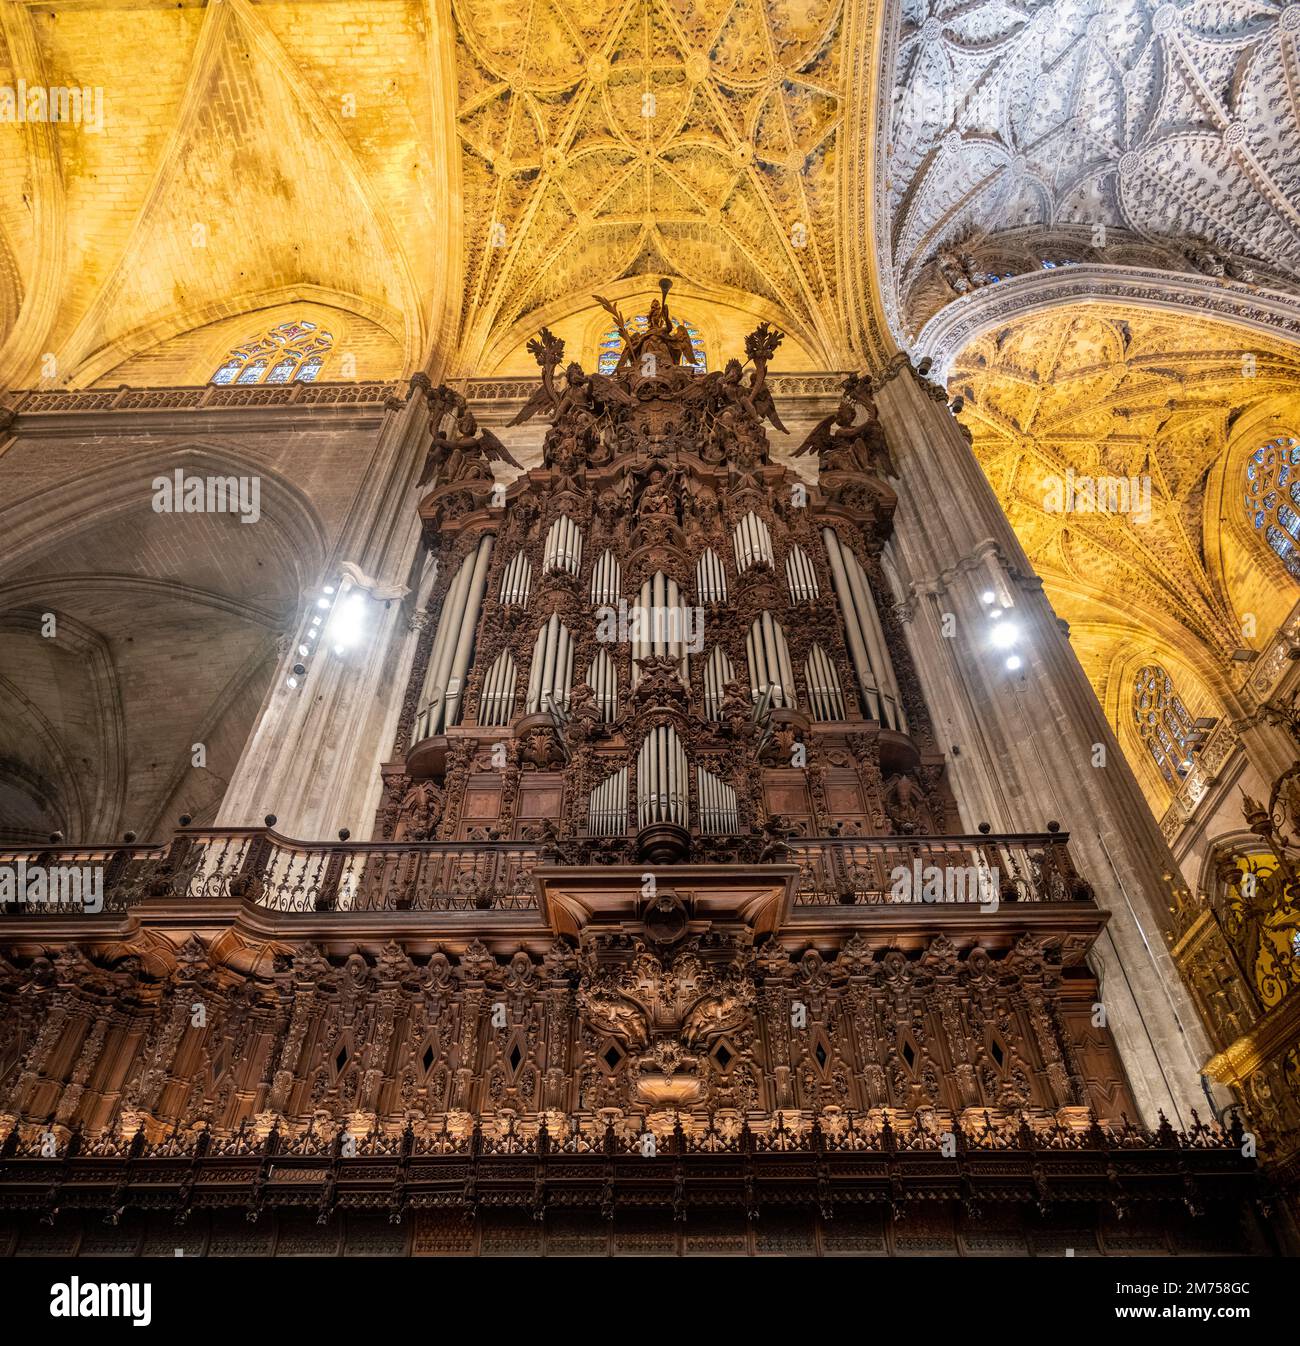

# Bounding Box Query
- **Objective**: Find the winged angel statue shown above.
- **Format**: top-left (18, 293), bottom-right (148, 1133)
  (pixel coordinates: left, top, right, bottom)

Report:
top-left (507, 328), bottom-right (634, 432)
top-left (420, 384), bottom-right (521, 487)
top-left (791, 371), bottom-right (895, 477)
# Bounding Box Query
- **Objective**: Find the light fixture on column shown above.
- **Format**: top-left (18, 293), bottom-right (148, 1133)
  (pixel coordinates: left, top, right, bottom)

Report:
top-left (285, 563), bottom-right (407, 692)
top-left (987, 597), bottom-right (1024, 671)
top-left (990, 620), bottom-right (1019, 650)
top-left (327, 591), bottom-right (368, 656)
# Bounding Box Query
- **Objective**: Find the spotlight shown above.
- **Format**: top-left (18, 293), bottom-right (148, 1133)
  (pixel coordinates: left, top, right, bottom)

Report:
top-left (991, 622), bottom-right (1019, 650)
top-left (317, 598), bottom-right (330, 610)
top-left (980, 590), bottom-right (996, 604)
top-left (286, 675), bottom-right (299, 689)
top-left (327, 592), bottom-right (367, 651)
top-left (1005, 655), bottom-right (1022, 671)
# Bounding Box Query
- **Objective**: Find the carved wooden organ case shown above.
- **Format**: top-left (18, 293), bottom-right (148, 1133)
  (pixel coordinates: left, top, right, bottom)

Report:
top-left (382, 350), bottom-right (952, 854)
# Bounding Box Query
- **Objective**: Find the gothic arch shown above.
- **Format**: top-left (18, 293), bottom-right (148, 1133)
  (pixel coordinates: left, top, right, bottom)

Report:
top-left (0, 444), bottom-right (326, 842)
top-left (75, 289), bottom-right (410, 390)
top-left (1099, 641), bottom-right (1220, 811)
top-left (1204, 399), bottom-right (1300, 642)
top-left (914, 267), bottom-right (1300, 382)
top-left (0, 608), bottom-right (126, 843)
top-left (0, 440), bottom-right (328, 587)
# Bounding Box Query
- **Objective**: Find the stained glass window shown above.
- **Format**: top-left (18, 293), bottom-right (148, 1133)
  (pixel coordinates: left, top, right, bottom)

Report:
top-left (1244, 435), bottom-right (1300, 580)
top-left (209, 320), bottom-right (334, 385)
top-left (597, 314), bottom-right (706, 376)
top-left (1133, 665), bottom-right (1197, 788)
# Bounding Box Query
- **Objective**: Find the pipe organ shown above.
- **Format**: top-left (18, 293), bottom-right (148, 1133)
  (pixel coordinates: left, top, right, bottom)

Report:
top-left (415, 533), bottom-right (494, 740)
top-left (636, 723), bottom-right (690, 829)
top-left (526, 612), bottom-right (575, 714)
top-left (732, 509), bottom-right (773, 573)
top-left (398, 410), bottom-right (934, 842)
top-left (822, 527), bottom-right (906, 732)
top-left (398, 384), bottom-right (940, 843)
top-left (745, 611), bottom-right (796, 708)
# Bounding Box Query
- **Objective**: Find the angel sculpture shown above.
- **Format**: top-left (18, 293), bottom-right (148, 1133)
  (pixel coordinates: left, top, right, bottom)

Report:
top-left (509, 327), bottom-right (634, 430)
top-left (593, 281), bottom-right (694, 374)
top-left (718, 677), bottom-right (756, 741)
top-left (742, 321), bottom-right (787, 426)
top-left (423, 405), bottom-right (521, 486)
top-left (792, 378), bottom-right (892, 478)
top-left (690, 320), bottom-right (787, 436)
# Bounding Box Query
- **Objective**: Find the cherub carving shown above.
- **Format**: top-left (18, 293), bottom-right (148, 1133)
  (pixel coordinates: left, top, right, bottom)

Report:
top-left (577, 976), bottom-right (650, 1050)
top-left (566, 679), bottom-right (602, 742)
top-left (718, 677), bottom-right (755, 740)
top-left (883, 773), bottom-right (932, 835)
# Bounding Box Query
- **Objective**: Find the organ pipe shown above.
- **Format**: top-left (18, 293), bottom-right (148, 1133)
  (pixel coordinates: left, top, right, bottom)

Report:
top-left (588, 649), bottom-right (618, 722)
top-left (804, 643), bottom-right (845, 721)
top-left (526, 614), bottom-right (574, 714)
top-left (637, 724), bottom-right (689, 828)
top-left (703, 646), bottom-right (734, 719)
top-left (590, 550), bottom-right (622, 605)
top-left (479, 649), bottom-right (517, 727)
top-left (821, 527), bottom-right (905, 731)
top-left (443, 537), bottom-right (495, 727)
top-left (695, 548), bottom-right (727, 603)
top-left (732, 510), bottom-right (773, 573)
top-left (416, 534), bottom-right (494, 739)
top-left (543, 515), bottom-right (583, 576)
top-left (697, 764), bottom-right (738, 834)
top-left (746, 612), bottom-right (795, 708)
top-left (785, 544), bottom-right (819, 602)
top-left (630, 572), bottom-right (688, 686)
top-left (499, 551), bottom-right (532, 607)
top-left (588, 765), bottom-right (628, 836)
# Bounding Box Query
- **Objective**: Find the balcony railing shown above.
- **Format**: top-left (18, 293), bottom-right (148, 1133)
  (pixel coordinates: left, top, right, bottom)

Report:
top-left (0, 825), bottom-right (1093, 916)
top-left (785, 830), bottom-right (1092, 906)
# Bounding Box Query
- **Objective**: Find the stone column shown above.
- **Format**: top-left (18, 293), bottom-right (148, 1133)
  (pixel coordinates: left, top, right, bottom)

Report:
top-left (216, 391), bottom-right (431, 839)
top-left (873, 362), bottom-right (1220, 1128)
